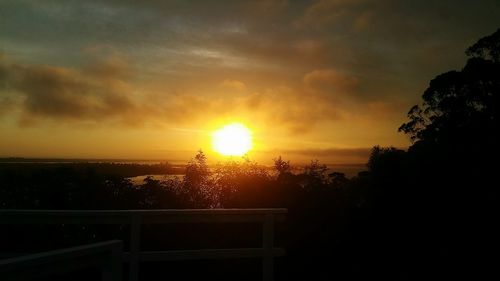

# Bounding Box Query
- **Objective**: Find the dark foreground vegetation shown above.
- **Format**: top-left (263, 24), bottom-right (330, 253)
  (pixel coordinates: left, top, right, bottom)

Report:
top-left (1, 29), bottom-right (499, 280)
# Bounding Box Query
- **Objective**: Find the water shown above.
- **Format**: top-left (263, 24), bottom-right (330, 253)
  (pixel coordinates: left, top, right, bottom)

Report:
top-left (127, 174), bottom-right (183, 185)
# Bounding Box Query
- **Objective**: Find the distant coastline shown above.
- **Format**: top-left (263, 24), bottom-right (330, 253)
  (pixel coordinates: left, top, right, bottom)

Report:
top-left (0, 158), bottom-right (367, 179)
top-left (0, 157), bottom-right (187, 165)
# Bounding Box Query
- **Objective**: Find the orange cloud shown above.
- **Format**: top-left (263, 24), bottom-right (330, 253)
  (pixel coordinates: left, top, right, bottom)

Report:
top-left (1, 54), bottom-right (397, 136)
top-left (241, 86), bottom-right (343, 134)
top-left (303, 69), bottom-right (359, 97)
top-left (219, 79), bottom-right (247, 91)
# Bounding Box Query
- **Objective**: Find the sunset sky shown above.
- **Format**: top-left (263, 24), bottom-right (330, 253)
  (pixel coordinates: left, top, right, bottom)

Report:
top-left (1, 0), bottom-right (499, 164)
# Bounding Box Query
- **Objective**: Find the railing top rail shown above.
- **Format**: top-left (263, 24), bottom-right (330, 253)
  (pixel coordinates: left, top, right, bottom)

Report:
top-left (0, 208), bottom-right (287, 215)
top-left (0, 208), bottom-right (287, 224)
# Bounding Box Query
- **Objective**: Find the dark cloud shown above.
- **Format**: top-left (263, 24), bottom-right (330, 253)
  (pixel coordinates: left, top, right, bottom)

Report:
top-left (0, 54), bottom-right (138, 125)
top-left (3, 0), bottom-right (498, 83)
top-left (294, 0), bottom-right (374, 30)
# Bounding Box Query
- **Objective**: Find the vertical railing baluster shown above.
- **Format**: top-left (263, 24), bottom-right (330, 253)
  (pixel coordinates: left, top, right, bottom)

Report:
top-left (262, 213), bottom-right (274, 281)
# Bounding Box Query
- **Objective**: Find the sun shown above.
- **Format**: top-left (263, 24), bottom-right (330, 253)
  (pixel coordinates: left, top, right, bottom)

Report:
top-left (212, 123), bottom-right (252, 156)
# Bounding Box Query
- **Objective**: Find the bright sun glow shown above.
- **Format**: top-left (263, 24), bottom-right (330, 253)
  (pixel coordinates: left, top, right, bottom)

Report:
top-left (212, 123), bottom-right (252, 156)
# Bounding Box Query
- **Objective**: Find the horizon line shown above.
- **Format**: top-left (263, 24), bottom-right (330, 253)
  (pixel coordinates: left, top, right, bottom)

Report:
top-left (0, 156), bottom-right (367, 166)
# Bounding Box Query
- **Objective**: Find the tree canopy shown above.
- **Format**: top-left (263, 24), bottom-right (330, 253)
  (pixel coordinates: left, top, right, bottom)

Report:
top-left (399, 29), bottom-right (499, 152)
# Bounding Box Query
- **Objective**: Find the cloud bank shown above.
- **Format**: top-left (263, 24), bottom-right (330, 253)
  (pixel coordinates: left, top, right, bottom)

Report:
top-left (1, 53), bottom-right (378, 134)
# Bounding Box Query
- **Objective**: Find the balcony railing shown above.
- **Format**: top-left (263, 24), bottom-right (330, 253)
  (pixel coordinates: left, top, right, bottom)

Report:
top-left (0, 240), bottom-right (123, 281)
top-left (0, 209), bottom-right (287, 281)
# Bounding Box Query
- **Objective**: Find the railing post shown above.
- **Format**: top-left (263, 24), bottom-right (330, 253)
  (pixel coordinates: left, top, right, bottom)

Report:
top-left (262, 213), bottom-right (274, 281)
top-left (102, 241), bottom-right (123, 281)
top-left (129, 214), bottom-right (141, 281)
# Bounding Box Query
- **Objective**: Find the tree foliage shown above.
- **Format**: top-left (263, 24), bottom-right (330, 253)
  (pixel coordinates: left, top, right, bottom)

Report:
top-left (399, 29), bottom-right (499, 151)
top-left (182, 150), bottom-right (215, 207)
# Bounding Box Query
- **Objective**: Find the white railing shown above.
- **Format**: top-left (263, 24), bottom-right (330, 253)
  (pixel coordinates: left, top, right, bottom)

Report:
top-left (0, 209), bottom-right (286, 281)
top-left (0, 240), bottom-right (123, 281)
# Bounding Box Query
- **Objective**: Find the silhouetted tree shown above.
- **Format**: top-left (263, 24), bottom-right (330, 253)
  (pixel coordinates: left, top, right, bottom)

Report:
top-left (213, 158), bottom-right (272, 207)
top-left (328, 172), bottom-right (348, 189)
top-left (397, 28), bottom-right (500, 279)
top-left (301, 160), bottom-right (329, 190)
top-left (399, 29), bottom-right (499, 189)
top-left (274, 156), bottom-right (291, 177)
top-left (399, 29), bottom-right (499, 151)
top-left (182, 150), bottom-right (214, 208)
top-left (466, 28), bottom-right (500, 62)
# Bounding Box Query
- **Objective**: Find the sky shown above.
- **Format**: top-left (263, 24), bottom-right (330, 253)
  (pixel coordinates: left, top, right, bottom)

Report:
top-left (1, 0), bottom-right (499, 164)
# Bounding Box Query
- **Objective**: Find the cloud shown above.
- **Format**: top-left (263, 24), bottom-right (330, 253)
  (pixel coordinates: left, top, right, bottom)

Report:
top-left (82, 55), bottom-right (133, 81)
top-left (243, 86), bottom-right (343, 134)
top-left (150, 84), bottom-right (344, 135)
top-left (0, 53), bottom-right (139, 126)
top-left (353, 10), bottom-right (374, 31)
top-left (219, 79), bottom-right (246, 91)
top-left (294, 0), bottom-right (374, 30)
top-left (0, 96), bottom-right (15, 116)
top-left (303, 69), bottom-right (359, 96)
top-left (143, 80), bottom-right (346, 135)
top-left (1, 50), bottom-right (376, 135)
top-left (1, 51), bottom-right (406, 137)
